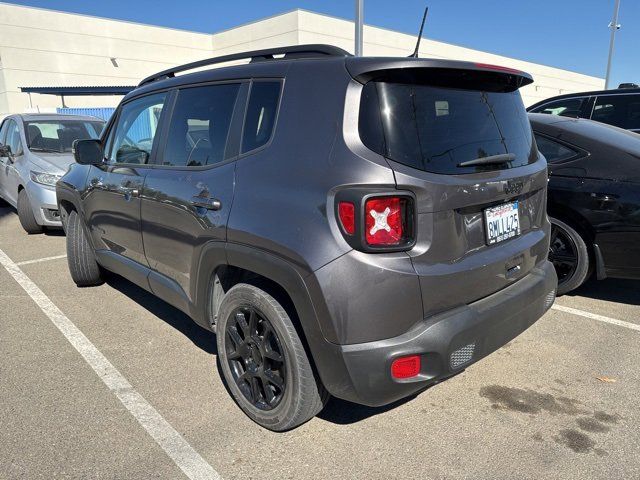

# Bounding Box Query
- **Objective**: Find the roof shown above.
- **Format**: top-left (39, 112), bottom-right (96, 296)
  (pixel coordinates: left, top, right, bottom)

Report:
top-left (19, 86), bottom-right (135, 96)
top-left (527, 87), bottom-right (640, 111)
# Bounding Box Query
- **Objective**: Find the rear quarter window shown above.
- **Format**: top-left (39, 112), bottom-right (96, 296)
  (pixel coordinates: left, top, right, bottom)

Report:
top-left (534, 134), bottom-right (578, 163)
top-left (359, 81), bottom-right (537, 174)
top-left (241, 81), bottom-right (282, 154)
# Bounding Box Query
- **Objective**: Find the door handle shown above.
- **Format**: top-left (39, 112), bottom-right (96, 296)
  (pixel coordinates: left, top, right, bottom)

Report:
top-left (590, 193), bottom-right (616, 202)
top-left (191, 196), bottom-right (222, 210)
top-left (118, 185), bottom-right (139, 197)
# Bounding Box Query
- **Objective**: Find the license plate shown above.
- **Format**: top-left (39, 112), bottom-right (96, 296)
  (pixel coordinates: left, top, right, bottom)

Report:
top-left (484, 201), bottom-right (520, 245)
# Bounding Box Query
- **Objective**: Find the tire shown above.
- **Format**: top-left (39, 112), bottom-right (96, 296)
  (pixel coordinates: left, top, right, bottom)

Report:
top-left (66, 210), bottom-right (104, 287)
top-left (17, 189), bottom-right (43, 234)
top-left (216, 283), bottom-right (325, 431)
top-left (549, 217), bottom-right (590, 295)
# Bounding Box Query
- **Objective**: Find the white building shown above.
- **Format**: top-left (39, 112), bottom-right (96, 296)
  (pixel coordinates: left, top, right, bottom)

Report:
top-left (0, 2), bottom-right (604, 116)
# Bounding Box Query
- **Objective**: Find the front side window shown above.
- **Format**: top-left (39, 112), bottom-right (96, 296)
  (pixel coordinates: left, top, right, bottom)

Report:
top-left (0, 120), bottom-right (10, 146)
top-left (24, 120), bottom-right (104, 153)
top-left (107, 92), bottom-right (166, 164)
top-left (162, 84), bottom-right (241, 167)
top-left (241, 81), bottom-right (281, 154)
top-left (592, 94), bottom-right (640, 130)
top-left (534, 134), bottom-right (578, 163)
top-left (531, 97), bottom-right (587, 118)
top-left (5, 120), bottom-right (23, 156)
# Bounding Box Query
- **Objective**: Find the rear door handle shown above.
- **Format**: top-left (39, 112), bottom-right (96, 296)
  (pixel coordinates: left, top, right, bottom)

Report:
top-left (590, 193), bottom-right (616, 202)
top-left (191, 196), bottom-right (222, 210)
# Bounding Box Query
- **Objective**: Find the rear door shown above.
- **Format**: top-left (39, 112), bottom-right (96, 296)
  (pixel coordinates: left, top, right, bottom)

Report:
top-left (358, 68), bottom-right (549, 316)
top-left (141, 81), bottom-right (248, 305)
top-left (83, 92), bottom-right (168, 274)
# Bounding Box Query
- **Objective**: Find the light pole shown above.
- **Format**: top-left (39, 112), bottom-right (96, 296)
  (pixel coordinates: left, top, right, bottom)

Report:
top-left (355, 0), bottom-right (363, 56)
top-left (605, 0), bottom-right (621, 89)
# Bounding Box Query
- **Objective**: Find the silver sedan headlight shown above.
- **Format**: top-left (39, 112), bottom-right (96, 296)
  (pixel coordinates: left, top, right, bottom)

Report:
top-left (30, 171), bottom-right (62, 186)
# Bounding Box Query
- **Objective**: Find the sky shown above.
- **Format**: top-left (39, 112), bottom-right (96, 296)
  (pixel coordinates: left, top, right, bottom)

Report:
top-left (5, 0), bottom-right (639, 87)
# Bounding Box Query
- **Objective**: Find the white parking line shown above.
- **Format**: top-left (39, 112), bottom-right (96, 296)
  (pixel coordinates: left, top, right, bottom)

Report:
top-left (0, 248), bottom-right (221, 480)
top-left (15, 254), bottom-right (67, 266)
top-left (552, 304), bottom-right (640, 333)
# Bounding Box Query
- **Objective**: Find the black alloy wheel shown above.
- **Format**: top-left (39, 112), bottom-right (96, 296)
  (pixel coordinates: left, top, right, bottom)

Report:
top-left (225, 306), bottom-right (286, 411)
top-left (549, 222), bottom-right (579, 287)
top-left (548, 217), bottom-right (590, 295)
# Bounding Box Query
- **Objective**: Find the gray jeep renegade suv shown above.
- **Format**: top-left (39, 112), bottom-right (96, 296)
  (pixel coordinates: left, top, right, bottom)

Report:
top-left (58, 45), bottom-right (557, 431)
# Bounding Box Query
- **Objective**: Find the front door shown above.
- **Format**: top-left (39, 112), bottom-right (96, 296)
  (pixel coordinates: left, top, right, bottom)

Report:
top-left (0, 119), bottom-right (25, 207)
top-left (141, 82), bottom-right (246, 303)
top-left (83, 92), bottom-right (168, 269)
top-left (0, 119), bottom-right (11, 202)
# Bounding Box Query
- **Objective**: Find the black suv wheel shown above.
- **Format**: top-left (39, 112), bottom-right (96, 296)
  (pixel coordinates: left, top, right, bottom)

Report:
top-left (216, 283), bottom-right (326, 431)
top-left (66, 211), bottom-right (104, 287)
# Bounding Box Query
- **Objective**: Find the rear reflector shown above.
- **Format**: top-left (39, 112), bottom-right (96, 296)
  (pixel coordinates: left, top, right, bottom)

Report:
top-left (338, 201), bottom-right (355, 235)
top-left (391, 355), bottom-right (421, 379)
top-left (365, 196), bottom-right (404, 246)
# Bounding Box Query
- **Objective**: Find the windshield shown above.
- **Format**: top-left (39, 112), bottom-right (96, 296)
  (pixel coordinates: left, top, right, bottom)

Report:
top-left (359, 81), bottom-right (537, 174)
top-left (24, 120), bottom-right (104, 153)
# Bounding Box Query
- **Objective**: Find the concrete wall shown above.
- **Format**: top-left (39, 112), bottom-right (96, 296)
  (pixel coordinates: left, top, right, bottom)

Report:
top-left (0, 2), bottom-right (212, 115)
top-left (0, 3), bottom-right (604, 116)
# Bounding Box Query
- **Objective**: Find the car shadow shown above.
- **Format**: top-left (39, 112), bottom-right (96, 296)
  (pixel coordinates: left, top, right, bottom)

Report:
top-left (0, 205), bottom-right (64, 235)
top-left (318, 395), bottom-right (418, 425)
top-left (567, 277), bottom-right (640, 305)
top-left (105, 270), bottom-right (450, 427)
top-left (0, 205), bottom-right (14, 220)
top-left (105, 273), bottom-right (217, 355)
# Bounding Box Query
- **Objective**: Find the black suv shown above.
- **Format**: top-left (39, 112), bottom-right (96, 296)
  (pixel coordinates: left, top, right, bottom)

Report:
top-left (527, 85), bottom-right (640, 133)
top-left (58, 45), bottom-right (557, 431)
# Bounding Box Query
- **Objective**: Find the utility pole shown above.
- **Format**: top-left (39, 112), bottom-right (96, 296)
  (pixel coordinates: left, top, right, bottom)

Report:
top-left (605, 0), bottom-right (621, 89)
top-left (355, 0), bottom-right (363, 56)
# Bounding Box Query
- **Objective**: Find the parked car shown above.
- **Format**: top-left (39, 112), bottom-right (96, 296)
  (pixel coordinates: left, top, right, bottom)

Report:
top-left (527, 85), bottom-right (640, 133)
top-left (530, 112), bottom-right (640, 294)
top-left (58, 45), bottom-right (557, 431)
top-left (0, 114), bottom-right (105, 233)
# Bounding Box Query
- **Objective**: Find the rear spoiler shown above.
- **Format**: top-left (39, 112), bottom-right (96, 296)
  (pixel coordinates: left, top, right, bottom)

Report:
top-left (346, 57), bottom-right (534, 92)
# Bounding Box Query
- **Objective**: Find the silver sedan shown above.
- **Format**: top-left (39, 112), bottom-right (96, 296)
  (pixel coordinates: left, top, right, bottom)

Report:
top-left (0, 114), bottom-right (104, 233)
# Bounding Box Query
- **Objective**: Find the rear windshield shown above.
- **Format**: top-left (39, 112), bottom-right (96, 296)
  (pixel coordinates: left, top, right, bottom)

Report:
top-left (359, 81), bottom-right (537, 174)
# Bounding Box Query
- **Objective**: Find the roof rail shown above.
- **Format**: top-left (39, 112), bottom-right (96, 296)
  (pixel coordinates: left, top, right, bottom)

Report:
top-left (138, 44), bottom-right (352, 87)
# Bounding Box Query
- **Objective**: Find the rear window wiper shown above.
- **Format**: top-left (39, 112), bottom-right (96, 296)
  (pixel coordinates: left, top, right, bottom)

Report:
top-left (457, 153), bottom-right (515, 167)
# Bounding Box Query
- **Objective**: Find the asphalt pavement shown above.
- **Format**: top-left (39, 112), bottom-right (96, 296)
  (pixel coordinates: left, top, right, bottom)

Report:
top-left (1, 203), bottom-right (639, 480)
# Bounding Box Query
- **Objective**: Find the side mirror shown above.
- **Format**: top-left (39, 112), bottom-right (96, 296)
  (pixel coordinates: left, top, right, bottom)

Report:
top-left (73, 139), bottom-right (104, 165)
top-left (0, 144), bottom-right (12, 158)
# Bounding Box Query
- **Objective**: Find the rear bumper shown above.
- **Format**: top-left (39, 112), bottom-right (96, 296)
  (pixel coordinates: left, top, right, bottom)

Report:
top-left (327, 260), bottom-right (557, 406)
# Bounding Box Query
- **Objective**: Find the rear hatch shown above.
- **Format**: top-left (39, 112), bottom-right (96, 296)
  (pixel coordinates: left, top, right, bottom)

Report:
top-left (351, 60), bottom-right (550, 316)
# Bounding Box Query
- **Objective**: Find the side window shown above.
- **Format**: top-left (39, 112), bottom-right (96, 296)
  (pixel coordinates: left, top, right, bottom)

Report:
top-left (534, 134), bottom-right (578, 163)
top-left (592, 95), bottom-right (640, 130)
top-left (241, 81), bottom-right (282, 153)
top-left (531, 98), bottom-right (586, 118)
top-left (107, 92), bottom-right (166, 164)
top-left (6, 120), bottom-right (23, 156)
top-left (0, 120), bottom-right (9, 145)
top-left (162, 83), bottom-right (241, 167)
